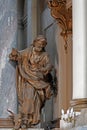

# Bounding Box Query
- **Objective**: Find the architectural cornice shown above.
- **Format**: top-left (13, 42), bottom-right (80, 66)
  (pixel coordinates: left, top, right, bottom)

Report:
top-left (48, 0), bottom-right (72, 53)
top-left (18, 18), bottom-right (24, 29)
top-left (18, 15), bottom-right (27, 29)
top-left (70, 98), bottom-right (87, 111)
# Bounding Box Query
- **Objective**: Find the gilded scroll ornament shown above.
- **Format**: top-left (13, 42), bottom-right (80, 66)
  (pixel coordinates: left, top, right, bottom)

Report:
top-left (48, 0), bottom-right (72, 53)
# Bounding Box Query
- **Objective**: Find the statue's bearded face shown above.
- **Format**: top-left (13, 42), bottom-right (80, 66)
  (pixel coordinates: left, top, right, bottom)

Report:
top-left (34, 40), bottom-right (46, 52)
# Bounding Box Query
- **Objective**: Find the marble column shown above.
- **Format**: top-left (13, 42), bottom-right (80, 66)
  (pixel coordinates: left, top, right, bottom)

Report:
top-left (27, 0), bottom-right (32, 46)
top-left (56, 25), bottom-right (72, 117)
top-left (27, 0), bottom-right (38, 46)
top-left (17, 0), bottom-right (26, 50)
top-left (0, 0), bottom-right (18, 117)
top-left (71, 0), bottom-right (87, 111)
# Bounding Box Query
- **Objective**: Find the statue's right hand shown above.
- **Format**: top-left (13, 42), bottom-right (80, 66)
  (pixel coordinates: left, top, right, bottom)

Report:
top-left (9, 48), bottom-right (19, 61)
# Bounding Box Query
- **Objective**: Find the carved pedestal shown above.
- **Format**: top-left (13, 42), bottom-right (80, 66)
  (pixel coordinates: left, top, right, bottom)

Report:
top-left (0, 129), bottom-right (44, 130)
top-left (0, 119), bottom-right (44, 130)
top-left (70, 98), bottom-right (87, 111)
top-left (0, 118), bottom-right (13, 128)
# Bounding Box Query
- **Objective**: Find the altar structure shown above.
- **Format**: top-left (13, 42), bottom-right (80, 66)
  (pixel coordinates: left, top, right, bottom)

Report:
top-left (1, 0), bottom-right (87, 130)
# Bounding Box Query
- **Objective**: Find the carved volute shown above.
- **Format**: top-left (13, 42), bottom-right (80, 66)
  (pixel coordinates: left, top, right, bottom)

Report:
top-left (48, 0), bottom-right (72, 53)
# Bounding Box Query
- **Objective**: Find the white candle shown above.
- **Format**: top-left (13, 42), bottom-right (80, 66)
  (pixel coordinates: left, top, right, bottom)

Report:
top-left (61, 109), bottom-right (64, 115)
top-left (61, 109), bottom-right (65, 120)
top-left (70, 108), bottom-right (73, 114)
top-left (67, 109), bottom-right (69, 115)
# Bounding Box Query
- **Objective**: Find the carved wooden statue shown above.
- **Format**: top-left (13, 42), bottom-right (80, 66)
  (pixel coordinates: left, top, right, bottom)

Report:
top-left (9, 35), bottom-right (53, 129)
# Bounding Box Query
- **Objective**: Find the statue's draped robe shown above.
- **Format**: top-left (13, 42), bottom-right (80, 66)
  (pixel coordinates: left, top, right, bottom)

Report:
top-left (16, 47), bottom-right (52, 125)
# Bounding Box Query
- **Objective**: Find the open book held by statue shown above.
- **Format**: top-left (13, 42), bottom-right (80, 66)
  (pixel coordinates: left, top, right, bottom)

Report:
top-left (9, 35), bottom-right (54, 129)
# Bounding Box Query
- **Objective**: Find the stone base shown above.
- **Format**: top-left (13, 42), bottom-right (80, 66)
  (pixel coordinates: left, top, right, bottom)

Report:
top-left (18, 129), bottom-right (44, 130)
top-left (0, 118), bottom-right (13, 128)
top-left (0, 119), bottom-right (44, 130)
top-left (0, 129), bottom-right (12, 130)
top-left (60, 120), bottom-right (74, 129)
top-left (0, 128), bottom-right (44, 130)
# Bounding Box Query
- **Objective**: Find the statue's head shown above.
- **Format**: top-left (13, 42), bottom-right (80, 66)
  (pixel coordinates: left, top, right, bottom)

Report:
top-left (33, 35), bottom-right (47, 48)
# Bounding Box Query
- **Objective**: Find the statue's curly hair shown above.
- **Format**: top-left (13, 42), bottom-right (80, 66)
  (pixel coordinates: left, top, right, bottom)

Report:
top-left (33, 35), bottom-right (47, 47)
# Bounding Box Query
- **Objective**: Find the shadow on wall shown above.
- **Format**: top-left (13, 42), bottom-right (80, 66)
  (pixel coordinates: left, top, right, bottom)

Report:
top-left (44, 22), bottom-right (58, 67)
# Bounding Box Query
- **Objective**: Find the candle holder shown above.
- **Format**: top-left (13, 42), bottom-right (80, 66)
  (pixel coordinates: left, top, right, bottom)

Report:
top-left (60, 108), bottom-right (76, 129)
